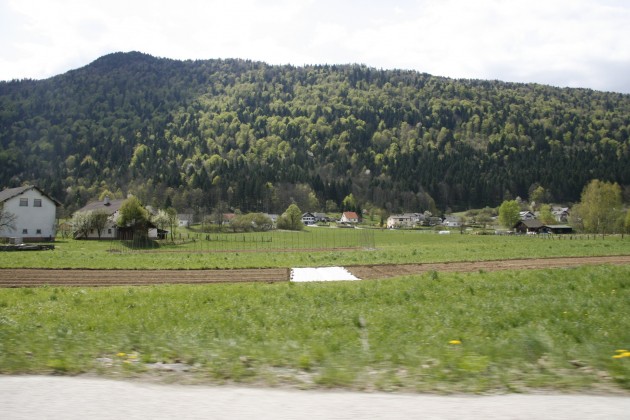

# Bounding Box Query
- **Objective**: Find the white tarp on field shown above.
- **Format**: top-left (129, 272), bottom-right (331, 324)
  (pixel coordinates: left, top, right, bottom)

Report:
top-left (290, 267), bottom-right (360, 282)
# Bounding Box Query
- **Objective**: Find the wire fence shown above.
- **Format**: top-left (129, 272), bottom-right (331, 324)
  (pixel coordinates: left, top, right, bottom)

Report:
top-left (109, 227), bottom-right (376, 253)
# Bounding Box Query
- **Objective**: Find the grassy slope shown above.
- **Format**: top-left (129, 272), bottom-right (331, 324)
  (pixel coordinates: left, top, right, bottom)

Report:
top-left (0, 265), bottom-right (628, 393)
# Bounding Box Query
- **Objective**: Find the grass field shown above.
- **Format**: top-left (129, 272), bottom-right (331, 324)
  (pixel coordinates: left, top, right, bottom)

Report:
top-left (0, 228), bottom-right (629, 269)
top-left (1, 229), bottom-right (629, 393)
top-left (0, 265), bottom-right (629, 393)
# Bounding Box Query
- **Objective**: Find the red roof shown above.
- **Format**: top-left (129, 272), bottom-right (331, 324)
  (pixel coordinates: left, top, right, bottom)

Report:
top-left (343, 211), bottom-right (359, 219)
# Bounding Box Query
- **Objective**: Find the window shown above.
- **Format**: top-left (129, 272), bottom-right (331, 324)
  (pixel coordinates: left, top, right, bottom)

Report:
top-left (34, 199), bottom-right (42, 207)
top-left (107, 229), bottom-right (112, 234)
top-left (22, 229), bottom-right (28, 234)
top-left (36, 229), bottom-right (42, 234)
top-left (19, 198), bottom-right (28, 206)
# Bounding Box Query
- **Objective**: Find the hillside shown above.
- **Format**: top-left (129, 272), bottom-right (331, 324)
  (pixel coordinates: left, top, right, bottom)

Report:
top-left (1, 51), bottom-right (629, 215)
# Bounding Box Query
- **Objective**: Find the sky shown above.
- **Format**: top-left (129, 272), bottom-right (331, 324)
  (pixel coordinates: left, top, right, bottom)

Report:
top-left (1, 0), bottom-right (629, 93)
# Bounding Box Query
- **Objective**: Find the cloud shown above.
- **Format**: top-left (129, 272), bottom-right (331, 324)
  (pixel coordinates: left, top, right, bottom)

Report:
top-left (0, 0), bottom-right (628, 93)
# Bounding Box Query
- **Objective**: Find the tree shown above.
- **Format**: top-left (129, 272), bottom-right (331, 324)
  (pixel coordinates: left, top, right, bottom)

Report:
top-left (152, 209), bottom-right (171, 236)
top-left (166, 207), bottom-right (179, 241)
top-left (528, 185), bottom-right (550, 209)
top-left (91, 210), bottom-right (110, 239)
top-left (71, 210), bottom-right (93, 239)
top-left (538, 204), bottom-right (557, 225)
top-left (277, 204), bottom-right (304, 231)
top-left (0, 204), bottom-right (17, 234)
top-left (117, 196), bottom-right (150, 236)
top-left (498, 200), bottom-right (520, 229)
top-left (574, 180), bottom-right (622, 236)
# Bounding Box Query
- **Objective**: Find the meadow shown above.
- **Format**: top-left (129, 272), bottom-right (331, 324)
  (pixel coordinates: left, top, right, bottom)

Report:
top-left (0, 265), bottom-right (629, 393)
top-left (0, 227), bottom-right (629, 269)
top-left (1, 228), bottom-right (629, 393)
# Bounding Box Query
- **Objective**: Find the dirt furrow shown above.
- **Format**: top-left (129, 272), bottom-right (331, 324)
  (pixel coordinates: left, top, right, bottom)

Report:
top-left (1, 256), bottom-right (629, 287)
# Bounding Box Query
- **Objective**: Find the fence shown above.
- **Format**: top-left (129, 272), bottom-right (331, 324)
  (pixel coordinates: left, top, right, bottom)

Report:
top-left (109, 227), bottom-right (376, 253)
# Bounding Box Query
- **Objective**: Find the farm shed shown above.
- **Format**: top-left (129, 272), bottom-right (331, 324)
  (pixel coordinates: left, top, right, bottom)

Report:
top-left (514, 220), bottom-right (544, 234)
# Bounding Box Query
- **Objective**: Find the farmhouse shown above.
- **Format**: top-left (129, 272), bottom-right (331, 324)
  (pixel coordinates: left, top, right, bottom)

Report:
top-left (340, 211), bottom-right (360, 224)
top-left (387, 213), bottom-right (417, 229)
top-left (75, 197), bottom-right (160, 239)
top-left (551, 207), bottom-right (570, 223)
top-left (442, 215), bottom-right (462, 227)
top-left (74, 197), bottom-right (125, 239)
top-left (519, 211), bottom-right (536, 220)
top-left (301, 212), bottom-right (316, 225)
top-left (0, 185), bottom-right (61, 242)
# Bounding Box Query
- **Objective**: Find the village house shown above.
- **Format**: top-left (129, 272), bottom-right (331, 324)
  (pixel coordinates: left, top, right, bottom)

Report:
top-left (74, 196), bottom-right (160, 239)
top-left (442, 215), bottom-right (462, 227)
top-left (387, 213), bottom-right (417, 229)
top-left (301, 212), bottom-right (316, 225)
top-left (519, 211), bottom-right (536, 220)
top-left (551, 207), bottom-right (570, 223)
top-left (340, 211), bottom-right (360, 224)
top-left (74, 197), bottom-right (125, 239)
top-left (0, 185), bottom-right (61, 242)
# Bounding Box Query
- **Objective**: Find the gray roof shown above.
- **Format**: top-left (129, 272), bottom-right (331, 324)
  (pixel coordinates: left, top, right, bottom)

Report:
top-left (0, 185), bottom-right (61, 206)
top-left (76, 198), bottom-right (125, 215)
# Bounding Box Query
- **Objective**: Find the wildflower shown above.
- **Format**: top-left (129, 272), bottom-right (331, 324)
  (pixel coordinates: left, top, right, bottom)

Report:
top-left (116, 352), bottom-right (126, 358)
top-left (612, 350), bottom-right (630, 359)
top-left (449, 340), bottom-right (462, 345)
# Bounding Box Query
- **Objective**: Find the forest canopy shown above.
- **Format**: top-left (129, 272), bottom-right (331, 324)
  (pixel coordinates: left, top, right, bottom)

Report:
top-left (1, 51), bottom-right (629, 215)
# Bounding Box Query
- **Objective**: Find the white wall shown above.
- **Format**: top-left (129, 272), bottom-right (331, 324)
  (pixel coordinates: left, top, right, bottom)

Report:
top-left (1, 189), bottom-right (57, 240)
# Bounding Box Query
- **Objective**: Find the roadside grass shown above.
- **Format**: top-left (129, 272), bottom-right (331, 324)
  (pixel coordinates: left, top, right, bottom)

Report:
top-left (0, 264), bottom-right (628, 393)
top-left (0, 229), bottom-right (628, 269)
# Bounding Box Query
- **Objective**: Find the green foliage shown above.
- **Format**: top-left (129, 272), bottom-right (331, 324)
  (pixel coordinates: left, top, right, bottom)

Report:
top-left (574, 180), bottom-right (623, 235)
top-left (538, 204), bottom-right (557, 225)
top-left (71, 211), bottom-right (92, 239)
top-left (117, 196), bottom-right (149, 233)
top-left (1, 52), bottom-right (629, 215)
top-left (1, 265), bottom-right (629, 392)
top-left (498, 200), bottom-right (520, 229)
top-left (277, 204), bottom-right (304, 231)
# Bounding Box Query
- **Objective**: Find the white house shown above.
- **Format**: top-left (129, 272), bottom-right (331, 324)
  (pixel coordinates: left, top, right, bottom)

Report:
top-left (301, 212), bottom-right (316, 225)
top-left (387, 214), bottom-right (416, 229)
top-left (0, 185), bottom-right (61, 242)
top-left (340, 211), bottom-right (360, 224)
top-left (74, 197), bottom-right (125, 239)
top-left (75, 197), bottom-right (161, 239)
top-left (519, 211), bottom-right (536, 220)
top-left (442, 216), bottom-right (462, 227)
top-left (178, 213), bottom-right (194, 227)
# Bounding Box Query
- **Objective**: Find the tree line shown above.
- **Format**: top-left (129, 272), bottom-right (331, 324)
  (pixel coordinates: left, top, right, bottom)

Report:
top-left (1, 51), bottom-right (629, 217)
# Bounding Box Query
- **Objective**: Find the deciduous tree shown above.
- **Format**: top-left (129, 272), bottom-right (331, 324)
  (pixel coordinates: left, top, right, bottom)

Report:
top-left (498, 200), bottom-right (520, 229)
top-left (574, 180), bottom-right (622, 236)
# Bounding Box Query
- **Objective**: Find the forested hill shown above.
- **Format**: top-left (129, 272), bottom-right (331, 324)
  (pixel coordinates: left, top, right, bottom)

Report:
top-left (1, 51), bottom-right (629, 215)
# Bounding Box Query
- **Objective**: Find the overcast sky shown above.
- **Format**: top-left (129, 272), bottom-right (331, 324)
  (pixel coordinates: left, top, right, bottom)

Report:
top-left (1, 0), bottom-right (629, 93)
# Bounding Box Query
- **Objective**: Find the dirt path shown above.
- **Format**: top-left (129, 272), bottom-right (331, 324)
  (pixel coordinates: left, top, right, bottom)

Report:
top-left (0, 255), bottom-right (629, 287)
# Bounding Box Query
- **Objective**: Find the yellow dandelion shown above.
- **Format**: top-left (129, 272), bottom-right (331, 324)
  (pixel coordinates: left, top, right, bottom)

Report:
top-left (613, 354), bottom-right (625, 359)
top-left (116, 352), bottom-right (126, 358)
top-left (615, 349), bottom-right (629, 353)
top-left (449, 340), bottom-right (462, 345)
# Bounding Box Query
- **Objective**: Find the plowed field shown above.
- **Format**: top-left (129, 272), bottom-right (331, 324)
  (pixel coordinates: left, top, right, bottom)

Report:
top-left (0, 255), bottom-right (629, 287)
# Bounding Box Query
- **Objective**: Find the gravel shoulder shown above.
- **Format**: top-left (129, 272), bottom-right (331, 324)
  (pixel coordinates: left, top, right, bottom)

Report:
top-left (1, 376), bottom-right (629, 420)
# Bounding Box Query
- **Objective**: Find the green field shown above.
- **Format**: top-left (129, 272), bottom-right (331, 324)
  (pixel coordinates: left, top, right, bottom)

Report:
top-left (0, 265), bottom-right (629, 393)
top-left (1, 229), bottom-right (629, 393)
top-left (1, 228), bottom-right (629, 269)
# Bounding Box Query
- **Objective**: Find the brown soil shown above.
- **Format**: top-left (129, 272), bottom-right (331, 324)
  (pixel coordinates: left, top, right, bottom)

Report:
top-left (1, 255), bottom-right (629, 287)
